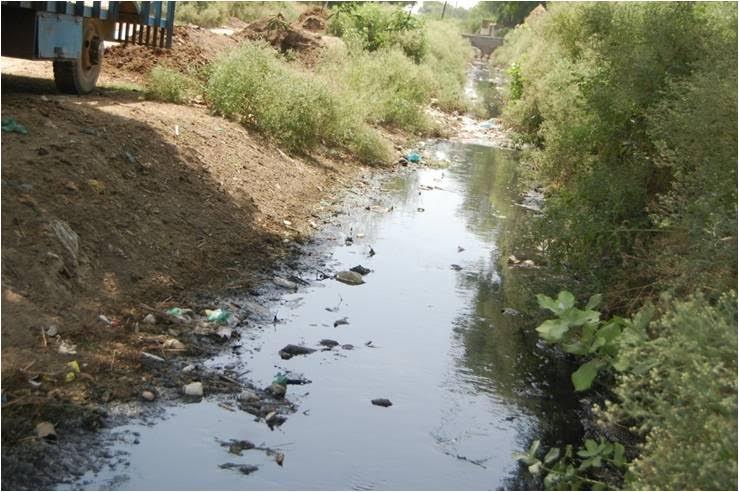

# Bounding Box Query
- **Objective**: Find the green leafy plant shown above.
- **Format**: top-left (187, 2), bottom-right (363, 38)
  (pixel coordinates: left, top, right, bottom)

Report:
top-left (516, 438), bottom-right (627, 490)
top-left (535, 291), bottom-right (653, 391)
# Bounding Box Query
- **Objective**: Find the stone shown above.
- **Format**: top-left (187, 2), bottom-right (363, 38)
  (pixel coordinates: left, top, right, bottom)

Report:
top-left (319, 339), bottom-right (339, 348)
top-left (35, 421), bottom-right (57, 440)
top-left (183, 382), bottom-right (203, 397)
top-left (273, 276), bottom-right (298, 290)
top-left (237, 389), bottom-right (260, 402)
top-left (371, 398), bottom-right (393, 407)
top-left (278, 344), bottom-right (316, 359)
top-left (143, 313), bottom-right (156, 324)
top-left (349, 265), bottom-right (371, 275)
top-left (141, 390), bottom-right (156, 401)
top-left (335, 270), bottom-right (364, 285)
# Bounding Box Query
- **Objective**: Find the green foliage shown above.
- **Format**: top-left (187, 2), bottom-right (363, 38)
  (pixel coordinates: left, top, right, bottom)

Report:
top-left (506, 62), bottom-right (524, 100)
top-left (535, 291), bottom-right (653, 391)
top-left (145, 67), bottom-right (198, 104)
top-left (175, 1), bottom-right (304, 28)
top-left (317, 19), bottom-right (473, 131)
top-left (466, 1), bottom-right (539, 32)
top-left (328, 3), bottom-right (428, 62)
top-left (602, 292), bottom-right (738, 490)
top-left (516, 437), bottom-right (627, 490)
top-left (497, 2), bottom-right (737, 304)
top-left (205, 42), bottom-right (389, 164)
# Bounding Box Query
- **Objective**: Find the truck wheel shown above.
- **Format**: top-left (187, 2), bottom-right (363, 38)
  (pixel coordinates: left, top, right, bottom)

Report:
top-left (53, 21), bottom-right (103, 94)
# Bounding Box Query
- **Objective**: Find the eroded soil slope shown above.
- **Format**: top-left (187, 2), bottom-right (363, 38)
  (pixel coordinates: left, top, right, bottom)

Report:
top-left (0, 68), bottom-right (369, 450)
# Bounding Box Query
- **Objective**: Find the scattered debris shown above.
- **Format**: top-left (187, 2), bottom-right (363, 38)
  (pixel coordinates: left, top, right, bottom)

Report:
top-left (35, 422), bottom-right (56, 440)
top-left (417, 207), bottom-right (425, 212)
top-left (335, 270), bottom-right (364, 285)
top-left (218, 463), bottom-right (259, 475)
top-left (205, 308), bottom-right (231, 325)
top-left (143, 313), bottom-right (157, 324)
top-left (273, 276), bottom-right (298, 290)
top-left (507, 255), bottom-right (520, 265)
top-left (238, 389), bottom-right (260, 402)
top-left (183, 382), bottom-right (204, 397)
top-left (45, 325), bottom-right (59, 337)
top-left (502, 307), bottom-right (520, 316)
top-left (140, 351), bottom-right (165, 365)
top-left (269, 383), bottom-right (287, 399)
top-left (242, 299), bottom-right (272, 320)
top-left (275, 452), bottom-right (285, 466)
top-left (163, 338), bottom-right (186, 350)
top-left (350, 265), bottom-right (371, 275)
top-left (57, 339), bottom-right (77, 355)
top-left (450, 264), bottom-right (463, 271)
top-left (369, 247), bottom-right (376, 257)
top-left (333, 317), bottom-right (349, 327)
top-left (404, 151), bottom-right (421, 163)
top-left (457, 246), bottom-right (465, 253)
top-left (371, 398), bottom-right (393, 407)
top-left (221, 439), bottom-right (255, 456)
top-left (2, 117), bottom-right (28, 134)
top-left (182, 364), bottom-right (196, 373)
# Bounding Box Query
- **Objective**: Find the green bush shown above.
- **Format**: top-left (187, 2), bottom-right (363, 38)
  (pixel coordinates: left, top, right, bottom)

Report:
top-left (205, 42), bottom-right (390, 164)
top-left (328, 2), bottom-right (428, 62)
top-left (146, 66), bottom-right (197, 104)
top-left (496, 2), bottom-right (737, 302)
top-left (604, 293), bottom-right (738, 490)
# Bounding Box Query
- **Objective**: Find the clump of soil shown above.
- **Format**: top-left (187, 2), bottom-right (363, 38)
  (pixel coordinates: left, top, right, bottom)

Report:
top-left (234, 14), bottom-right (328, 67)
top-left (297, 6), bottom-right (328, 32)
top-left (104, 25), bottom-right (237, 82)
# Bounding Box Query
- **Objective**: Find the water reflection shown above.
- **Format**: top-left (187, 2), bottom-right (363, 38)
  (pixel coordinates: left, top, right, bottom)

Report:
top-left (64, 140), bottom-right (583, 491)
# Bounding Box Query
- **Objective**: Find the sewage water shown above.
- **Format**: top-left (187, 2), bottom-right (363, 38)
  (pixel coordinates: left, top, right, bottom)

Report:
top-left (65, 69), bottom-right (583, 491)
top-left (66, 141), bottom-right (583, 491)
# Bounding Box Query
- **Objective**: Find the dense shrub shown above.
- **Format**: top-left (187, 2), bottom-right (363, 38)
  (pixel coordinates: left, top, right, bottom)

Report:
top-left (328, 2), bottom-right (428, 62)
top-left (495, 2), bottom-right (737, 302)
top-left (499, 3), bottom-right (738, 490)
top-left (205, 42), bottom-right (389, 163)
top-left (146, 67), bottom-right (198, 104)
top-left (603, 293), bottom-right (738, 490)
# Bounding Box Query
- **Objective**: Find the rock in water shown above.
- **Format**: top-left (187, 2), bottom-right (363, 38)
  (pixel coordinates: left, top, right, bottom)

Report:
top-left (371, 398), bottom-right (393, 407)
top-left (350, 265), bottom-right (371, 275)
top-left (335, 271), bottom-right (364, 285)
top-left (219, 463), bottom-right (259, 475)
top-left (319, 339), bottom-right (339, 348)
top-left (278, 344), bottom-right (316, 359)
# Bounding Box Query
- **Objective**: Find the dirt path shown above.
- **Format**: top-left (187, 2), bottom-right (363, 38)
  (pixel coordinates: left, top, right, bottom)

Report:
top-left (0, 50), bottom-right (406, 479)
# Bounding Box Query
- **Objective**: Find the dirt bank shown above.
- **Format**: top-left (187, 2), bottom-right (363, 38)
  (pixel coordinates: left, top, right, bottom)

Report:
top-left (0, 58), bottom-right (409, 489)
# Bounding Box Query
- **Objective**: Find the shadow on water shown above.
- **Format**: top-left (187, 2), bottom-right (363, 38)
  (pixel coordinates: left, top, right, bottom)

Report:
top-left (61, 141), bottom-right (583, 491)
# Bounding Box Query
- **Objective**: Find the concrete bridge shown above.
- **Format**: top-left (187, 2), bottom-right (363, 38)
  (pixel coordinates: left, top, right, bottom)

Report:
top-left (462, 34), bottom-right (504, 59)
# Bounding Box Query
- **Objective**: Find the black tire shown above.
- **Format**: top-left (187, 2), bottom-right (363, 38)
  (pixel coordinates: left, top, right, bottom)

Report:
top-left (53, 21), bottom-right (103, 94)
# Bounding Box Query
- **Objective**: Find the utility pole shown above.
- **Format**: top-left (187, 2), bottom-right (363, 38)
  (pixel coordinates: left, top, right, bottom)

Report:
top-left (441, 1), bottom-right (447, 19)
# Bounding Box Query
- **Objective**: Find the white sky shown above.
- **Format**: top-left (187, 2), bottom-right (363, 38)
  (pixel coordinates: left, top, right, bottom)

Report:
top-left (412, 0), bottom-right (480, 13)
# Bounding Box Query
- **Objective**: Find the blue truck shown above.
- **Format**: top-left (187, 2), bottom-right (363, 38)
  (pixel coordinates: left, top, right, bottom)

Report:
top-left (1, 1), bottom-right (176, 94)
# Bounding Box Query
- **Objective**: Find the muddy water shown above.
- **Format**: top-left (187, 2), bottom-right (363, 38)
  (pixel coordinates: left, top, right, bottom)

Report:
top-left (63, 135), bottom-right (583, 490)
